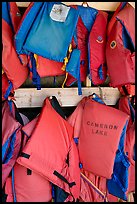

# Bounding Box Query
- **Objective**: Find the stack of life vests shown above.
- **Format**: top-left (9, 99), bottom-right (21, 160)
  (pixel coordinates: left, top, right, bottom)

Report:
top-left (14, 2), bottom-right (108, 95)
top-left (2, 1), bottom-right (135, 202)
top-left (2, 94), bottom-right (135, 202)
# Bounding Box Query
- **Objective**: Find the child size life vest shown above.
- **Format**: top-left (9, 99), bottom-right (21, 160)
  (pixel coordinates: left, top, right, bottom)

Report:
top-left (2, 100), bottom-right (23, 188)
top-left (106, 2), bottom-right (135, 94)
top-left (2, 2), bottom-right (29, 100)
top-left (15, 97), bottom-right (80, 201)
top-left (15, 2), bottom-right (81, 91)
top-left (118, 96), bottom-right (135, 194)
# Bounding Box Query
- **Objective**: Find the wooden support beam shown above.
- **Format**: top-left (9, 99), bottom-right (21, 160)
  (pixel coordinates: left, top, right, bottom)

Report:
top-left (16, 2), bottom-right (135, 10)
top-left (14, 87), bottom-right (121, 108)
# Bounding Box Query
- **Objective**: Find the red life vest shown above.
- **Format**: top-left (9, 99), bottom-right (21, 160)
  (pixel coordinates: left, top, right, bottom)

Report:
top-left (66, 6), bottom-right (108, 86)
top-left (68, 95), bottom-right (129, 178)
top-left (5, 117), bottom-right (52, 202)
top-left (118, 96), bottom-right (135, 193)
top-left (106, 3), bottom-right (135, 91)
top-left (2, 100), bottom-right (22, 188)
top-left (16, 97), bottom-right (80, 200)
top-left (2, 2), bottom-right (28, 99)
top-left (88, 10), bottom-right (108, 85)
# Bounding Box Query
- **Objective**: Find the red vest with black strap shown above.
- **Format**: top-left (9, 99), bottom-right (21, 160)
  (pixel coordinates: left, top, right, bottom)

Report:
top-left (16, 97), bottom-right (80, 200)
top-left (106, 3), bottom-right (135, 95)
top-left (5, 117), bottom-right (52, 202)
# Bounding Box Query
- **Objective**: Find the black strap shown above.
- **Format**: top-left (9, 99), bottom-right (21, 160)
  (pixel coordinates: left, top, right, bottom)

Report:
top-left (122, 85), bottom-right (129, 96)
top-left (20, 152), bottom-right (30, 159)
top-left (53, 171), bottom-right (76, 188)
top-left (27, 168), bottom-right (32, 175)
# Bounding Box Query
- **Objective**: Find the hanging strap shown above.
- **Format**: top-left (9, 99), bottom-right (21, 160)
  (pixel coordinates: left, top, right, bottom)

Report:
top-left (4, 80), bottom-right (13, 100)
top-left (30, 52), bottom-right (41, 90)
top-left (12, 167), bottom-right (17, 202)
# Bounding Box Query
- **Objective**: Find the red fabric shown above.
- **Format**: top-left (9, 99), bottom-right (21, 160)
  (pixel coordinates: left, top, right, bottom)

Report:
top-left (78, 98), bottom-right (129, 178)
top-left (106, 3), bottom-right (135, 88)
top-left (2, 2), bottom-right (29, 90)
top-left (66, 15), bottom-right (89, 86)
top-left (2, 73), bottom-right (14, 101)
top-left (2, 101), bottom-right (22, 188)
top-left (118, 96), bottom-right (135, 193)
top-left (17, 98), bottom-right (80, 199)
top-left (89, 10), bottom-right (108, 85)
top-left (5, 177), bottom-right (14, 202)
top-left (107, 2), bottom-right (125, 36)
top-left (5, 116), bottom-right (52, 202)
top-left (68, 96), bottom-right (129, 178)
top-left (37, 56), bottom-right (64, 77)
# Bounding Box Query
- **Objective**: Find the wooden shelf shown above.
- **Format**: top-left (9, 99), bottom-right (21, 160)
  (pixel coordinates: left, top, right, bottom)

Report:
top-left (14, 87), bottom-right (121, 108)
top-left (16, 2), bottom-right (135, 10)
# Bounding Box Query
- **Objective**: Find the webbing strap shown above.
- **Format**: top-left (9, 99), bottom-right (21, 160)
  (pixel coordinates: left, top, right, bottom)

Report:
top-left (4, 80), bottom-right (13, 100)
top-left (20, 152), bottom-right (30, 159)
top-left (30, 53), bottom-right (41, 90)
top-left (12, 167), bottom-right (17, 202)
top-left (53, 170), bottom-right (76, 188)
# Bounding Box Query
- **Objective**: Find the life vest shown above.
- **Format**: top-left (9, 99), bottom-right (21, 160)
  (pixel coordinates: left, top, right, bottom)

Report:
top-left (106, 2), bottom-right (135, 95)
top-left (2, 100), bottom-right (22, 188)
top-left (66, 5), bottom-right (108, 87)
top-left (5, 116), bottom-right (52, 202)
top-left (78, 95), bottom-right (129, 179)
top-left (15, 97), bottom-right (80, 200)
top-left (88, 10), bottom-right (108, 85)
top-left (2, 2), bottom-right (29, 99)
top-left (68, 94), bottom-right (130, 201)
top-left (118, 96), bottom-right (135, 194)
top-left (107, 97), bottom-right (135, 201)
top-left (15, 2), bottom-right (80, 91)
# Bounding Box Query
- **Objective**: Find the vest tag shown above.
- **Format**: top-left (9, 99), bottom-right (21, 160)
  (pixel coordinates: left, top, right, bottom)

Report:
top-left (50, 4), bottom-right (70, 22)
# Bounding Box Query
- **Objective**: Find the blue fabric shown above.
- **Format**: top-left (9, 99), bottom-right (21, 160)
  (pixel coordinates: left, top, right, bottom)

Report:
top-left (119, 2), bottom-right (127, 11)
top-left (66, 48), bottom-right (82, 95)
top-left (2, 137), bottom-right (11, 163)
top-left (2, 2), bottom-right (14, 32)
top-left (98, 64), bottom-right (104, 80)
top-left (16, 2), bottom-right (79, 62)
top-left (2, 131), bottom-right (17, 164)
top-left (4, 80), bottom-right (13, 100)
top-left (116, 18), bottom-right (135, 53)
top-left (8, 100), bottom-right (13, 113)
top-left (66, 49), bottom-right (81, 80)
top-left (77, 6), bottom-right (98, 32)
top-left (15, 2), bottom-right (43, 55)
top-left (52, 184), bottom-right (69, 202)
top-left (107, 121), bottom-right (130, 201)
top-left (74, 138), bottom-right (79, 145)
top-left (92, 93), bottom-right (105, 105)
top-left (30, 53), bottom-right (41, 90)
top-left (12, 168), bottom-right (17, 202)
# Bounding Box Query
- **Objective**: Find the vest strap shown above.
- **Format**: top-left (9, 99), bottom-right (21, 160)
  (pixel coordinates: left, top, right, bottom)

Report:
top-left (53, 170), bottom-right (76, 188)
top-left (20, 152), bottom-right (30, 159)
